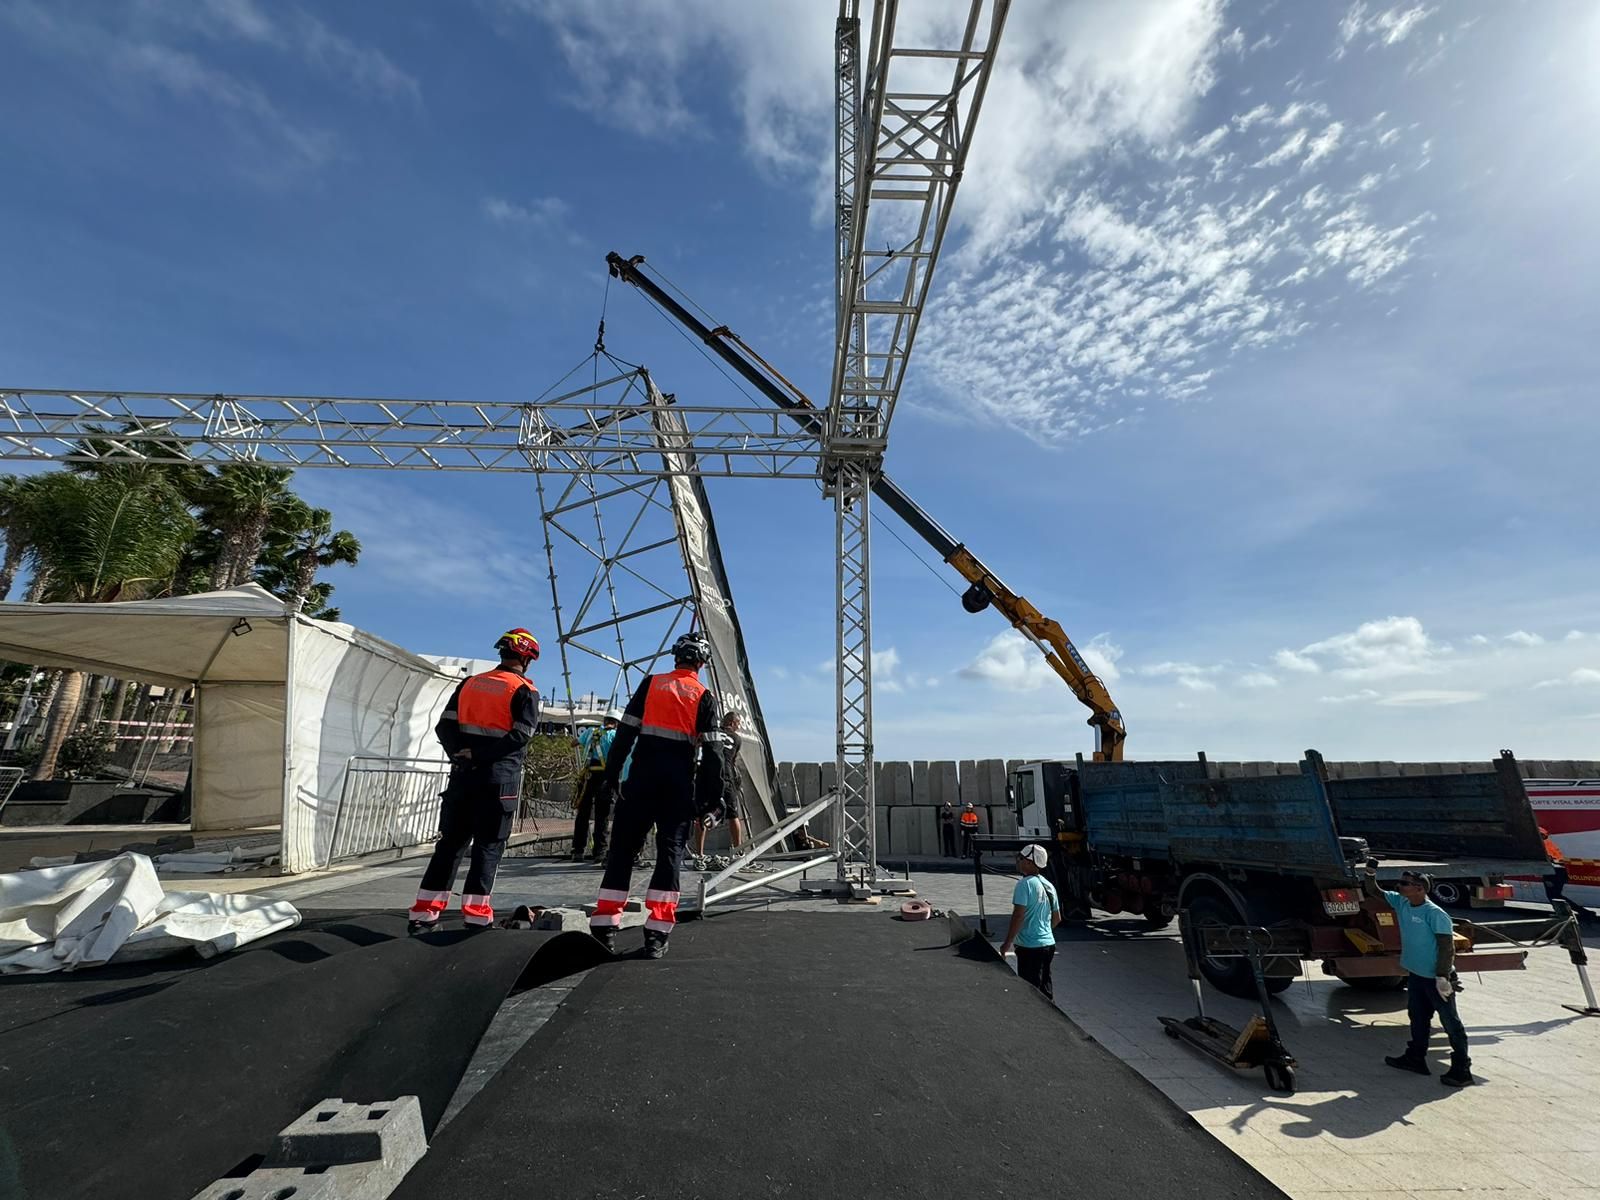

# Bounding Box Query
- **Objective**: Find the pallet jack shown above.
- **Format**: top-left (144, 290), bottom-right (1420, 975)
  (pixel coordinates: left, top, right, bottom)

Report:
top-left (1158, 910), bottom-right (1298, 1093)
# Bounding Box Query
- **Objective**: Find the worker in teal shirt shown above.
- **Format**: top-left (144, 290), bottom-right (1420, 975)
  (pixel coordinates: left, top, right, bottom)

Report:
top-left (571, 712), bottom-right (620, 862)
top-left (1001, 844), bottom-right (1062, 1000)
top-left (1362, 865), bottom-right (1473, 1086)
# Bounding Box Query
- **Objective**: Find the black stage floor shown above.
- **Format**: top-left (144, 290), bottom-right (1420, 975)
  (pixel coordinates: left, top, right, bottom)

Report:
top-left (398, 912), bottom-right (1285, 1199)
top-left (0, 912), bottom-right (606, 1200)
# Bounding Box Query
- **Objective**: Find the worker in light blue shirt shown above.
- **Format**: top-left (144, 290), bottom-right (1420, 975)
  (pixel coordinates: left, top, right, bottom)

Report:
top-left (1001, 844), bottom-right (1062, 1000)
top-left (571, 711), bottom-right (620, 863)
top-left (1362, 865), bottom-right (1473, 1086)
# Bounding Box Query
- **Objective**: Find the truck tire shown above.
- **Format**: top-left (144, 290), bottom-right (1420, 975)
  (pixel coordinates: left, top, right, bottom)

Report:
top-left (1185, 893), bottom-right (1295, 999)
top-left (1431, 879), bottom-right (1466, 907)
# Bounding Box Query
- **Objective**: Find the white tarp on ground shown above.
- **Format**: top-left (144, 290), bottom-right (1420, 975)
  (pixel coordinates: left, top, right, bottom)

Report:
top-left (0, 852), bottom-right (300, 974)
top-left (0, 585), bottom-right (465, 872)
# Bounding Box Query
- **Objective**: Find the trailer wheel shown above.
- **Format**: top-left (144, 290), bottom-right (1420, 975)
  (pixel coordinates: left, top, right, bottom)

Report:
top-left (1431, 879), bottom-right (1465, 907)
top-left (1185, 894), bottom-right (1295, 999)
top-left (1264, 1061), bottom-right (1296, 1094)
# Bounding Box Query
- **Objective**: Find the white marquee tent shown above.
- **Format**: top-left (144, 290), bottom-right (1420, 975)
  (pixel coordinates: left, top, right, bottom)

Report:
top-left (0, 585), bottom-right (465, 873)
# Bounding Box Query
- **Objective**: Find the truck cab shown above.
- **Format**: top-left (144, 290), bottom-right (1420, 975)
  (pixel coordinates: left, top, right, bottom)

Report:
top-left (1011, 760), bottom-right (1074, 840)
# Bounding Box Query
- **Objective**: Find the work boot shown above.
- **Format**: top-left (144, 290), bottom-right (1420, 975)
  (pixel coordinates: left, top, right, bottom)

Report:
top-left (1440, 1062), bottom-right (1475, 1087)
top-left (643, 930), bottom-right (670, 959)
top-left (1384, 1053), bottom-right (1430, 1075)
top-left (407, 920), bottom-right (433, 936)
top-left (592, 926), bottom-right (616, 954)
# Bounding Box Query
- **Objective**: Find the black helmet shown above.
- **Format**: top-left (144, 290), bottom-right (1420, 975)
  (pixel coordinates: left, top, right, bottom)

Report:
top-left (670, 632), bottom-right (711, 667)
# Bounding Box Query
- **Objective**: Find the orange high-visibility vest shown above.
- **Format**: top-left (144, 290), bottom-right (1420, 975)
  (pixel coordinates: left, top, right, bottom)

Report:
top-left (639, 669), bottom-right (708, 743)
top-left (456, 669), bottom-right (535, 737)
top-left (959, 808), bottom-right (980, 828)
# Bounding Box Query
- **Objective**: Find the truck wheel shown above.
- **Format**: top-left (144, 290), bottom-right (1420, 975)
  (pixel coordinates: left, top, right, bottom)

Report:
top-left (1342, 974), bottom-right (1407, 992)
top-left (1185, 894), bottom-right (1294, 998)
top-left (1431, 879), bottom-right (1465, 907)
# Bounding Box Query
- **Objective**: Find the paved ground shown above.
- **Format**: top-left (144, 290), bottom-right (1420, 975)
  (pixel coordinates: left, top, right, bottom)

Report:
top-left (220, 853), bottom-right (1600, 1199)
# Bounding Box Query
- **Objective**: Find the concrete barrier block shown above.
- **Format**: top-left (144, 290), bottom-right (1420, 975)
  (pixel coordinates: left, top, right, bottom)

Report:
top-left (796, 762), bottom-right (821, 808)
top-left (1215, 762), bottom-right (1245, 779)
top-left (957, 760), bottom-right (980, 807)
top-left (776, 762), bottom-right (798, 813)
top-left (881, 761), bottom-right (913, 806)
top-left (986, 805), bottom-right (1017, 838)
top-left (1376, 761), bottom-right (1402, 777)
top-left (975, 759), bottom-right (1006, 808)
top-left (820, 760), bottom-right (839, 799)
top-left (912, 760), bottom-right (930, 805)
top-left (875, 803), bottom-right (891, 856)
top-left (889, 806), bottom-right (928, 856)
top-left (930, 761), bottom-right (958, 809)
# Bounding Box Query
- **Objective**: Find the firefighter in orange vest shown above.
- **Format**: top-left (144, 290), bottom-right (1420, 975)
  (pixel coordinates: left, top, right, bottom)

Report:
top-left (959, 801), bottom-right (981, 857)
top-left (408, 628), bottom-right (541, 933)
top-left (590, 631), bottom-right (725, 958)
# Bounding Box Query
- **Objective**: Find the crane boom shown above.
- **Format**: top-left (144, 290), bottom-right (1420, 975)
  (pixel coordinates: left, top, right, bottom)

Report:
top-left (607, 251), bottom-right (1126, 761)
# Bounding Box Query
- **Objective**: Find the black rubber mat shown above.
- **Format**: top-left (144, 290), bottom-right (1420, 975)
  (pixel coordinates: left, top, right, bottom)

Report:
top-left (0, 913), bottom-right (607, 1200)
top-left (399, 912), bottom-right (1285, 1199)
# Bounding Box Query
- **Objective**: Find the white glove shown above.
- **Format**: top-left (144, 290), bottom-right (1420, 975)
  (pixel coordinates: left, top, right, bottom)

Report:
top-left (1436, 975), bottom-right (1454, 1000)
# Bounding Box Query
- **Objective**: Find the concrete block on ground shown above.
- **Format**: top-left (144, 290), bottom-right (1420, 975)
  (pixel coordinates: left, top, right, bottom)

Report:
top-left (957, 760), bottom-right (980, 807)
top-left (1377, 761), bottom-right (1402, 777)
top-left (776, 762), bottom-right (798, 813)
top-left (875, 803), bottom-right (891, 857)
top-left (193, 1095), bottom-right (429, 1200)
top-left (533, 907), bottom-right (591, 933)
top-left (881, 761), bottom-right (913, 806)
top-left (929, 761), bottom-right (958, 809)
top-left (820, 760), bottom-right (838, 799)
top-left (913, 760), bottom-right (930, 806)
top-left (975, 759), bottom-right (1006, 808)
top-left (1215, 762), bottom-right (1244, 779)
top-left (986, 805), bottom-right (1018, 838)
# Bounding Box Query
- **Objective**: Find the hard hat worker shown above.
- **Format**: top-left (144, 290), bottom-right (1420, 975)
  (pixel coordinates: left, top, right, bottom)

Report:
top-left (687, 710), bottom-right (748, 871)
top-left (958, 800), bottom-right (981, 857)
top-left (407, 628), bottom-right (541, 933)
top-left (572, 708), bottom-right (623, 864)
top-left (590, 631), bottom-right (725, 959)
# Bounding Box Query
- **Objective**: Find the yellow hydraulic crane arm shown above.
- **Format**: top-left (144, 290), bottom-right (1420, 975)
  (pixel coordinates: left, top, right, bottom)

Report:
top-left (943, 546), bottom-right (1126, 762)
top-left (606, 250), bottom-right (1128, 762)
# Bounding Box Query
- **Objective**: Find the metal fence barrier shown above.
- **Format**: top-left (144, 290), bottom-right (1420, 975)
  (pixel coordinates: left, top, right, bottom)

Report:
top-left (325, 756), bottom-right (453, 866)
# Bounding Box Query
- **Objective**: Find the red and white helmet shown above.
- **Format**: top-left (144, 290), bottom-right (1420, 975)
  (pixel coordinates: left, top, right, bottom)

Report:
top-left (495, 628), bottom-right (540, 661)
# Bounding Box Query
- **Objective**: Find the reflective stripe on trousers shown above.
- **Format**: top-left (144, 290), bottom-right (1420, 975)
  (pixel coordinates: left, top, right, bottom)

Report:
top-left (644, 887), bottom-right (679, 933)
top-left (408, 888), bottom-right (451, 922)
top-left (589, 887), bottom-right (629, 928)
top-left (461, 893), bottom-right (494, 926)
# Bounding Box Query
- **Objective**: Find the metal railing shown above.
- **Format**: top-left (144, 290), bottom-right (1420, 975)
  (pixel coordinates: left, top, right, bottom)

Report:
top-left (325, 756), bottom-right (453, 866)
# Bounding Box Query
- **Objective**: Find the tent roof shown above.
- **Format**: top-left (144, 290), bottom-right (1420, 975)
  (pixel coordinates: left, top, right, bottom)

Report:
top-left (0, 584), bottom-right (454, 688)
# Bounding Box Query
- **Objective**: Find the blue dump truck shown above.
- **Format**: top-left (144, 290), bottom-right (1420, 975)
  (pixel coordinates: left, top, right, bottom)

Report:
top-left (1006, 749), bottom-right (1548, 997)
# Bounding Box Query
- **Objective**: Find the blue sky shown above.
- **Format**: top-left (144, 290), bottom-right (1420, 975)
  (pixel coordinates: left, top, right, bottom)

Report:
top-left (3, 1), bottom-right (1597, 764)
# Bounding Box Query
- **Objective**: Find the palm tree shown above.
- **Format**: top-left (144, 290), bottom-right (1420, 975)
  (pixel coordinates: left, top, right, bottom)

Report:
top-left (282, 507), bottom-right (361, 611)
top-left (0, 474), bottom-right (39, 600)
top-left (20, 471), bottom-right (195, 779)
top-left (197, 464), bottom-right (296, 588)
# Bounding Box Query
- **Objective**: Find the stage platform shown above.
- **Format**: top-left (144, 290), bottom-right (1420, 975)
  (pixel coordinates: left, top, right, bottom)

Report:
top-left (397, 910), bottom-right (1284, 1199)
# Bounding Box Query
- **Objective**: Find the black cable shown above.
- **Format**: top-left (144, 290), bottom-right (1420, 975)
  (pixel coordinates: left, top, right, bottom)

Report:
top-left (874, 512), bottom-right (962, 596)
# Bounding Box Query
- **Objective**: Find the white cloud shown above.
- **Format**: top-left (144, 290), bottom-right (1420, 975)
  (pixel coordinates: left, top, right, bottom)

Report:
top-left (1274, 648), bottom-right (1321, 674)
top-left (1288, 615), bottom-right (1443, 680)
top-left (1302, 122), bottom-right (1344, 169)
top-left (1238, 672), bottom-right (1279, 688)
top-left (1504, 630), bottom-right (1545, 647)
top-left (1375, 689), bottom-right (1483, 707)
top-left (1565, 631), bottom-right (1591, 642)
top-left (1081, 634), bottom-right (1124, 683)
top-left (1572, 668), bottom-right (1600, 686)
top-left (1321, 689), bottom-right (1380, 704)
top-left (1468, 634), bottom-right (1491, 646)
top-left (1336, 3), bottom-right (1438, 58)
top-left (484, 196), bottom-right (570, 227)
top-left (1140, 661), bottom-right (1221, 691)
top-left (961, 629), bottom-right (1066, 692)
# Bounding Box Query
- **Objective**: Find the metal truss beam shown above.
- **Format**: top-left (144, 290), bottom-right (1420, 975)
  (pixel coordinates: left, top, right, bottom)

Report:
top-left (828, 0), bottom-right (1008, 456)
top-left (0, 377), bottom-right (825, 479)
